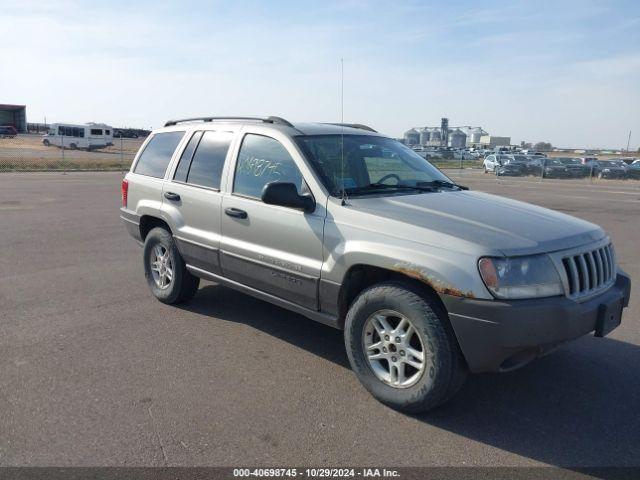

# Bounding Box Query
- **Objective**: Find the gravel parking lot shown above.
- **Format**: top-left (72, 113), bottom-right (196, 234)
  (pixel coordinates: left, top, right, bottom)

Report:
top-left (1, 171), bottom-right (638, 468)
top-left (0, 135), bottom-right (143, 170)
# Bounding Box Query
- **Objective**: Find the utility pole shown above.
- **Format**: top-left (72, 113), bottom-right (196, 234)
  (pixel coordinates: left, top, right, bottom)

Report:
top-left (626, 130), bottom-right (631, 153)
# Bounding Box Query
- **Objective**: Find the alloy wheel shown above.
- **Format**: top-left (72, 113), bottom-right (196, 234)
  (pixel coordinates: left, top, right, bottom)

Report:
top-left (362, 309), bottom-right (430, 388)
top-left (150, 244), bottom-right (173, 289)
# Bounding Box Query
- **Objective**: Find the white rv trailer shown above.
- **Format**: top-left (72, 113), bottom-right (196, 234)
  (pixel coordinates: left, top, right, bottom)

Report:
top-left (42, 123), bottom-right (114, 150)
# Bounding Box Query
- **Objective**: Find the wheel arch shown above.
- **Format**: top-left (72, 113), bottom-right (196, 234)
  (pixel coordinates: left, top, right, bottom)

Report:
top-left (139, 215), bottom-right (172, 241)
top-left (336, 264), bottom-right (451, 329)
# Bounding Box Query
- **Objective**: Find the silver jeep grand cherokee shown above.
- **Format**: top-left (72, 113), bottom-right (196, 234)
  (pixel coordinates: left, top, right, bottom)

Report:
top-left (121, 116), bottom-right (631, 412)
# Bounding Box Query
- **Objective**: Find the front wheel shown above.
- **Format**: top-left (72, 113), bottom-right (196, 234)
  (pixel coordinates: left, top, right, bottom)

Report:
top-left (344, 282), bottom-right (467, 413)
top-left (143, 227), bottom-right (199, 304)
top-left (43, 139), bottom-right (50, 146)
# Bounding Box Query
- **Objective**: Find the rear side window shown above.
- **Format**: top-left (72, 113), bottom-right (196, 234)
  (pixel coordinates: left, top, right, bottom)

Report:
top-left (234, 134), bottom-right (303, 199)
top-left (134, 131), bottom-right (185, 178)
top-left (185, 131), bottom-right (232, 189)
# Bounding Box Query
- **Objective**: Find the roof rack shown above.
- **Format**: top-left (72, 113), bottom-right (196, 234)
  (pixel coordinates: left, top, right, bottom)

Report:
top-left (164, 116), bottom-right (294, 128)
top-left (326, 123), bottom-right (377, 133)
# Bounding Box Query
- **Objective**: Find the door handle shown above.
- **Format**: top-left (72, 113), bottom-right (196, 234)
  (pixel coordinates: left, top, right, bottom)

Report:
top-left (164, 191), bottom-right (181, 201)
top-left (225, 207), bottom-right (248, 219)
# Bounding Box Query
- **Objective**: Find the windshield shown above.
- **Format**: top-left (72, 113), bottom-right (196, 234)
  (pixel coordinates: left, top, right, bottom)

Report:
top-left (295, 135), bottom-right (452, 196)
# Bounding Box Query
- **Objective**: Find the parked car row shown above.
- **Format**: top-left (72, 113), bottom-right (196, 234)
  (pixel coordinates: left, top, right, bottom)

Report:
top-left (113, 129), bottom-right (139, 138)
top-left (483, 155), bottom-right (640, 179)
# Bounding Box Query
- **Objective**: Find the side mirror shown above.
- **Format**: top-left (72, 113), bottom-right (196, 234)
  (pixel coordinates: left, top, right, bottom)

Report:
top-left (261, 182), bottom-right (315, 213)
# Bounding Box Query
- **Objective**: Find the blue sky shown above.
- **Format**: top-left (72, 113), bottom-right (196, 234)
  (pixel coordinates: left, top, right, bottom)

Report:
top-left (2, 0), bottom-right (639, 149)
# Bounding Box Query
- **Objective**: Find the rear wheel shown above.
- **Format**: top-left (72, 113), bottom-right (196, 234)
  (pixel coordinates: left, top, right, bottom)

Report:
top-left (43, 139), bottom-right (50, 146)
top-left (143, 227), bottom-right (199, 304)
top-left (69, 143), bottom-right (77, 150)
top-left (344, 282), bottom-right (467, 413)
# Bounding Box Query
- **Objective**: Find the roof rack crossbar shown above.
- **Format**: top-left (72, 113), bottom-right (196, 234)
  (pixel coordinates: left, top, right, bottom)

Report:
top-left (164, 116), bottom-right (294, 128)
top-left (325, 123), bottom-right (377, 133)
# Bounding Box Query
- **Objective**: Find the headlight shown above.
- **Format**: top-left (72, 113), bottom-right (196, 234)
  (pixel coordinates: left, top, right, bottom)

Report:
top-left (478, 255), bottom-right (564, 299)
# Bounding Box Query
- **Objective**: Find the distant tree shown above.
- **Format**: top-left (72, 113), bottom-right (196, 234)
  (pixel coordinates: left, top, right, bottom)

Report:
top-left (534, 142), bottom-right (553, 152)
top-left (521, 142), bottom-right (532, 149)
top-left (637, 146), bottom-right (640, 153)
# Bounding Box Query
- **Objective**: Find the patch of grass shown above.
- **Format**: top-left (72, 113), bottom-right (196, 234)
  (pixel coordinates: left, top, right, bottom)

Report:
top-left (432, 160), bottom-right (482, 169)
top-left (0, 159), bottom-right (132, 172)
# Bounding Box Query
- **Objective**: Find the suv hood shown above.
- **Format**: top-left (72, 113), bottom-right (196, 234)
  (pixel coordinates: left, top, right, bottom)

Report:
top-left (348, 190), bottom-right (605, 256)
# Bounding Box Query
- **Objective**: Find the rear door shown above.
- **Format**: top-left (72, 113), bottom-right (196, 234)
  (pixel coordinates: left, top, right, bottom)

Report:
top-left (161, 128), bottom-right (235, 275)
top-left (219, 130), bottom-right (325, 310)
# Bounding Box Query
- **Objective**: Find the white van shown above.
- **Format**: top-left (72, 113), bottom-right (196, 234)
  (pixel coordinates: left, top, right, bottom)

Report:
top-left (42, 123), bottom-right (114, 150)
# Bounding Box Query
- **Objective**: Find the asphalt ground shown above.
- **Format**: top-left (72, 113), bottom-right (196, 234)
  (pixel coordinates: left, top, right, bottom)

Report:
top-left (0, 171), bottom-right (638, 468)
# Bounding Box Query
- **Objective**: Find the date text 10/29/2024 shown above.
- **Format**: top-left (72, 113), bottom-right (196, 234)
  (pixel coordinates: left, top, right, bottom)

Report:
top-left (233, 468), bottom-right (400, 478)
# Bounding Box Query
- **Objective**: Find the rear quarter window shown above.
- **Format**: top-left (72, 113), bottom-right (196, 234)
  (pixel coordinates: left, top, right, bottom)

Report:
top-left (134, 131), bottom-right (185, 178)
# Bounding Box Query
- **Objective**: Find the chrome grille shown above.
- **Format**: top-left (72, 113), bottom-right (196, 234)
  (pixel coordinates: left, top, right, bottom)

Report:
top-left (561, 244), bottom-right (615, 299)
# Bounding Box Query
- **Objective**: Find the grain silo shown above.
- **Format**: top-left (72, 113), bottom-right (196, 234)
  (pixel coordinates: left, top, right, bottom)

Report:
top-left (404, 128), bottom-right (420, 146)
top-left (419, 128), bottom-right (431, 145)
top-left (448, 129), bottom-right (467, 148)
top-left (469, 127), bottom-right (484, 145)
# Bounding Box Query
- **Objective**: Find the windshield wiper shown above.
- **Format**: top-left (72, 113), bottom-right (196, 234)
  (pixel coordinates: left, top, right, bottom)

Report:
top-left (417, 180), bottom-right (469, 191)
top-left (345, 183), bottom-right (437, 195)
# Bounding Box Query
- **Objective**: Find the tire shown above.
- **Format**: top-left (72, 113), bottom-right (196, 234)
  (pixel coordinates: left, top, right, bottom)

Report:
top-left (483, 166), bottom-right (488, 173)
top-left (43, 139), bottom-right (50, 146)
top-left (143, 227), bottom-right (199, 304)
top-left (69, 143), bottom-right (77, 150)
top-left (344, 282), bottom-right (467, 413)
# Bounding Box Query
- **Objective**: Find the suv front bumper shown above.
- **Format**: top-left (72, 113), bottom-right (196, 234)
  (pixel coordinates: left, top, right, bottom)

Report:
top-left (441, 271), bottom-right (631, 373)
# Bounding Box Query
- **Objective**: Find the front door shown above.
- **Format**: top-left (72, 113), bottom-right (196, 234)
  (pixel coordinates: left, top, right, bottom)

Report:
top-left (220, 132), bottom-right (325, 311)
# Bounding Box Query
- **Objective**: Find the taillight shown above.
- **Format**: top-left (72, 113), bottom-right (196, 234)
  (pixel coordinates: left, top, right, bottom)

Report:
top-left (121, 178), bottom-right (129, 208)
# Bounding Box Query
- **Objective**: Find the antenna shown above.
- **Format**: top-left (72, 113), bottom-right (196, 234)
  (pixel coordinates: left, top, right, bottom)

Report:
top-left (340, 58), bottom-right (348, 206)
top-left (341, 58), bottom-right (344, 123)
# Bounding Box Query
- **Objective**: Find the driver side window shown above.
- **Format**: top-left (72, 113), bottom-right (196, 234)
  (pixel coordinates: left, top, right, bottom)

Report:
top-left (234, 134), bottom-right (304, 199)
